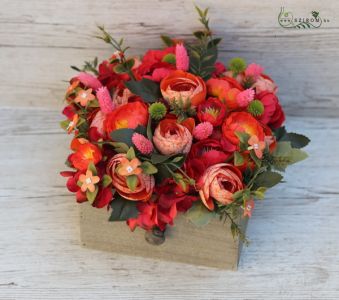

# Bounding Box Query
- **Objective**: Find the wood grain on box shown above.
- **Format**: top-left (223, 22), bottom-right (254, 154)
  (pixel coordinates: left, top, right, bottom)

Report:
top-left (80, 203), bottom-right (247, 270)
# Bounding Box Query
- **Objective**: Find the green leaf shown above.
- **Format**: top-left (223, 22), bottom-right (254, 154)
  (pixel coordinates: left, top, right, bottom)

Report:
top-left (193, 30), bottom-right (205, 40)
top-left (125, 58), bottom-right (135, 70)
top-left (126, 147), bottom-right (136, 160)
top-left (109, 195), bottom-right (138, 221)
top-left (88, 162), bottom-right (97, 175)
top-left (102, 175), bottom-right (112, 188)
top-left (126, 175), bottom-right (138, 191)
top-left (112, 142), bottom-right (130, 153)
top-left (208, 38), bottom-right (222, 48)
top-left (160, 35), bottom-right (174, 47)
top-left (171, 156), bottom-right (184, 163)
top-left (140, 161), bottom-right (158, 175)
top-left (86, 186), bottom-right (99, 204)
top-left (272, 142), bottom-right (308, 171)
top-left (110, 128), bottom-right (134, 146)
top-left (113, 63), bottom-right (126, 74)
top-left (124, 78), bottom-right (161, 102)
top-left (250, 150), bottom-right (262, 167)
top-left (146, 115), bottom-right (153, 141)
top-left (60, 120), bottom-right (70, 130)
top-left (252, 187), bottom-right (267, 200)
top-left (185, 201), bottom-right (216, 227)
top-left (151, 153), bottom-right (171, 164)
top-left (254, 171), bottom-right (283, 188)
top-left (235, 131), bottom-right (250, 144)
top-left (280, 132), bottom-right (310, 149)
top-left (273, 126), bottom-right (287, 140)
top-left (234, 151), bottom-right (244, 166)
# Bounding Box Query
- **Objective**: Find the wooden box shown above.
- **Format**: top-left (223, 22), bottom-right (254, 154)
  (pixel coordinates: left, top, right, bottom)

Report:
top-left (80, 203), bottom-right (248, 270)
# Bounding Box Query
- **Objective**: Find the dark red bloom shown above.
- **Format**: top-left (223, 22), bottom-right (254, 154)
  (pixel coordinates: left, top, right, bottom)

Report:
top-left (97, 60), bottom-right (129, 90)
top-left (197, 97), bottom-right (226, 126)
top-left (185, 139), bottom-right (230, 181)
top-left (256, 91), bottom-right (285, 129)
top-left (211, 61), bottom-right (226, 78)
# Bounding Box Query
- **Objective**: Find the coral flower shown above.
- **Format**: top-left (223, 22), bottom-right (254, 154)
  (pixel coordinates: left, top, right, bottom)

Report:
top-left (243, 199), bottom-right (255, 217)
top-left (70, 141), bottom-right (102, 171)
top-left (117, 157), bottom-right (142, 176)
top-left (79, 170), bottom-right (100, 193)
top-left (67, 114), bottom-right (79, 134)
top-left (254, 75), bottom-right (277, 94)
top-left (104, 101), bottom-right (148, 134)
top-left (247, 135), bottom-right (266, 159)
top-left (66, 79), bottom-right (80, 95)
top-left (160, 70), bottom-right (206, 107)
top-left (197, 163), bottom-right (243, 210)
top-left (107, 154), bottom-right (155, 201)
top-left (74, 89), bottom-right (96, 106)
top-left (153, 119), bottom-right (192, 155)
top-left (222, 112), bottom-right (265, 148)
top-left (197, 97), bottom-right (226, 126)
top-left (206, 77), bottom-right (244, 111)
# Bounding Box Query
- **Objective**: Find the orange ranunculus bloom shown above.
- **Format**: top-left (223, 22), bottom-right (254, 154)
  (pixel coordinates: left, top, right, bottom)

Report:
top-left (69, 139), bottom-right (102, 171)
top-left (197, 163), bottom-right (243, 210)
top-left (153, 119), bottom-right (192, 156)
top-left (104, 101), bottom-right (148, 134)
top-left (222, 112), bottom-right (265, 147)
top-left (107, 154), bottom-right (155, 201)
top-left (206, 77), bottom-right (244, 111)
top-left (160, 70), bottom-right (206, 107)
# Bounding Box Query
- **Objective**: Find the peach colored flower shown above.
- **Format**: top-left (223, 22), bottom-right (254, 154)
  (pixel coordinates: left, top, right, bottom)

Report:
top-left (243, 199), bottom-right (255, 217)
top-left (90, 110), bottom-right (106, 136)
top-left (160, 70), bottom-right (206, 107)
top-left (254, 75), bottom-right (277, 94)
top-left (107, 154), bottom-right (155, 201)
top-left (247, 135), bottom-right (266, 159)
top-left (79, 170), bottom-right (100, 193)
top-left (153, 119), bottom-right (192, 156)
top-left (74, 89), bottom-right (95, 106)
top-left (67, 114), bottom-right (79, 134)
top-left (112, 88), bottom-right (133, 107)
top-left (197, 163), bottom-right (243, 210)
top-left (66, 79), bottom-right (80, 95)
top-left (117, 157), bottom-right (142, 177)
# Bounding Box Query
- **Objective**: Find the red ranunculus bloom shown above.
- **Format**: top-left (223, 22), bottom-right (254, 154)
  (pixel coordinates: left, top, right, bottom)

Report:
top-left (69, 140), bottom-right (102, 171)
top-left (222, 111), bottom-right (265, 148)
top-left (197, 97), bottom-right (226, 126)
top-left (104, 101), bottom-right (149, 134)
top-left (185, 139), bottom-right (230, 181)
top-left (256, 91), bottom-right (285, 129)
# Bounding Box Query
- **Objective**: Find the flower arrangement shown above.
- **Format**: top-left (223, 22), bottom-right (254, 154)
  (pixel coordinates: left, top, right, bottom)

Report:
top-left (60, 6), bottom-right (309, 243)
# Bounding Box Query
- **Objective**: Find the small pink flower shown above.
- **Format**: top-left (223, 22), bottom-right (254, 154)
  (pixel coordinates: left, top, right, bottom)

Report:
top-left (236, 89), bottom-right (255, 107)
top-left (175, 43), bottom-right (189, 71)
top-left (247, 135), bottom-right (266, 159)
top-left (245, 63), bottom-right (264, 80)
top-left (132, 133), bottom-right (154, 155)
top-left (193, 122), bottom-right (213, 140)
top-left (77, 72), bottom-right (102, 90)
top-left (243, 199), bottom-right (255, 217)
top-left (96, 86), bottom-right (115, 114)
top-left (254, 76), bottom-right (278, 94)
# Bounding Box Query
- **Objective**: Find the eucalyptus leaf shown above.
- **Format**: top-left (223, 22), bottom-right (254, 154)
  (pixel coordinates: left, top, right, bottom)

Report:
top-left (125, 78), bottom-right (161, 102)
top-left (254, 171), bottom-right (283, 189)
top-left (110, 128), bottom-right (134, 146)
top-left (109, 196), bottom-right (138, 221)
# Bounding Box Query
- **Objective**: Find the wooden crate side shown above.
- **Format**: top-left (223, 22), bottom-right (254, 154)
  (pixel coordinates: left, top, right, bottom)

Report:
top-left (79, 204), bottom-right (247, 269)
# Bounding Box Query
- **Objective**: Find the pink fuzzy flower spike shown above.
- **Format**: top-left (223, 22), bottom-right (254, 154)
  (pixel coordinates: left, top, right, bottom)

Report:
top-left (193, 122), bottom-right (213, 140)
top-left (132, 133), bottom-right (154, 155)
top-left (77, 72), bottom-right (102, 90)
top-left (96, 86), bottom-right (115, 114)
top-left (245, 63), bottom-right (264, 80)
top-left (175, 43), bottom-right (189, 71)
top-left (236, 89), bottom-right (255, 107)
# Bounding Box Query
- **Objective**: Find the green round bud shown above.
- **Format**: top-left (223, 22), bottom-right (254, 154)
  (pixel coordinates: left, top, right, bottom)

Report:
top-left (162, 53), bottom-right (176, 65)
top-left (248, 100), bottom-right (265, 117)
top-left (149, 102), bottom-right (167, 120)
top-left (228, 57), bottom-right (247, 74)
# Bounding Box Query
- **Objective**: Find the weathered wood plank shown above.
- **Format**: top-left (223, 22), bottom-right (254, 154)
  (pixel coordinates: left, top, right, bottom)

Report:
top-left (0, 0), bottom-right (338, 116)
top-left (0, 108), bottom-right (338, 299)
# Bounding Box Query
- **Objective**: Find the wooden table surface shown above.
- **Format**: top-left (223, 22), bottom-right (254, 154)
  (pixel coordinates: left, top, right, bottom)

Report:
top-left (1, 0), bottom-right (338, 299)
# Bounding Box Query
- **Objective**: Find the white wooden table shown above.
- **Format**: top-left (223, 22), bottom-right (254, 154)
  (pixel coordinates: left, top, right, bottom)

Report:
top-left (1, 1), bottom-right (338, 299)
